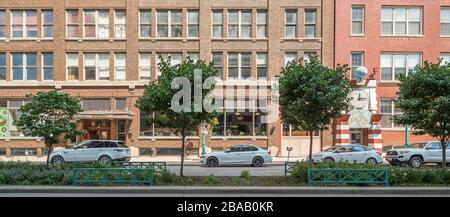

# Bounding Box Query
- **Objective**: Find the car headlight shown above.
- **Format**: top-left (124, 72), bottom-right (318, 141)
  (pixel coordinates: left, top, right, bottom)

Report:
top-left (399, 151), bottom-right (410, 154)
top-left (313, 154), bottom-right (322, 158)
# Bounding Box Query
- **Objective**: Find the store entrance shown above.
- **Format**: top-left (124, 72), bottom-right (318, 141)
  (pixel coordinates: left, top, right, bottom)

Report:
top-left (350, 129), bottom-right (363, 145)
top-left (82, 120), bottom-right (112, 140)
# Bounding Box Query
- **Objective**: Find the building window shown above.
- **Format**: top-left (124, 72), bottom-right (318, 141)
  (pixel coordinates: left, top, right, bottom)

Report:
top-left (11, 53), bottom-right (37, 81)
top-left (380, 53), bottom-right (421, 81)
top-left (0, 53), bottom-right (5, 80)
top-left (11, 10), bottom-right (37, 38)
top-left (188, 10), bottom-right (199, 38)
top-left (84, 53), bottom-right (110, 81)
top-left (139, 53), bottom-right (151, 80)
top-left (285, 10), bottom-right (297, 38)
top-left (380, 99), bottom-right (402, 128)
top-left (228, 10), bottom-right (252, 38)
top-left (304, 52), bottom-right (316, 63)
top-left (212, 53), bottom-right (223, 78)
top-left (257, 10), bottom-right (267, 38)
top-left (157, 53), bottom-right (182, 77)
top-left (0, 10), bottom-right (5, 38)
top-left (187, 53), bottom-right (199, 62)
top-left (157, 10), bottom-right (182, 38)
top-left (381, 7), bottom-right (422, 36)
top-left (67, 10), bottom-right (79, 38)
top-left (115, 98), bottom-right (127, 111)
top-left (115, 53), bottom-right (126, 80)
top-left (67, 53), bottom-right (79, 80)
top-left (0, 100), bottom-right (28, 137)
top-left (257, 53), bottom-right (267, 80)
top-left (352, 6), bottom-right (364, 35)
top-left (84, 10), bottom-right (109, 38)
top-left (228, 53), bottom-right (251, 80)
top-left (285, 52), bottom-right (297, 66)
top-left (82, 98), bottom-right (111, 111)
top-left (441, 53), bottom-right (450, 65)
top-left (304, 9), bottom-right (316, 38)
top-left (212, 10), bottom-right (223, 38)
top-left (441, 7), bottom-right (450, 36)
top-left (351, 52), bottom-right (364, 79)
top-left (42, 10), bottom-right (53, 38)
top-left (139, 10), bottom-right (151, 38)
top-left (42, 53), bottom-right (53, 80)
top-left (114, 10), bottom-right (126, 38)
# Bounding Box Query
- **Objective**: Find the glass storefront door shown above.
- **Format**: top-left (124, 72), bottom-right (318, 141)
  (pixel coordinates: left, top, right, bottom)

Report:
top-left (350, 129), bottom-right (363, 145)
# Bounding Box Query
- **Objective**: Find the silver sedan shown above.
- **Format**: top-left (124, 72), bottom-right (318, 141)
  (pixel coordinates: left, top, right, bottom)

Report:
top-left (311, 145), bottom-right (383, 164)
top-left (200, 144), bottom-right (273, 167)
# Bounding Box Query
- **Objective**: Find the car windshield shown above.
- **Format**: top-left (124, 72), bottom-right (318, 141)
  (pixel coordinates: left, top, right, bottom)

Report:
top-left (406, 142), bottom-right (427, 149)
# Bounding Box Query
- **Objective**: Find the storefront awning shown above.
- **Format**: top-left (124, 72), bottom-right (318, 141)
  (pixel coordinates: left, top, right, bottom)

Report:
top-left (76, 111), bottom-right (133, 120)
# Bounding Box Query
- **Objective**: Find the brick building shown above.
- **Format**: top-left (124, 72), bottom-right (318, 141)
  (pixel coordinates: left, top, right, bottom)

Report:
top-left (0, 0), bottom-right (335, 158)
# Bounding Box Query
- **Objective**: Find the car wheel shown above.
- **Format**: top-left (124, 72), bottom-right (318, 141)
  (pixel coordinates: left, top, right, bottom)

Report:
top-left (366, 158), bottom-right (377, 164)
top-left (98, 155), bottom-right (112, 164)
top-left (206, 157), bottom-right (218, 167)
top-left (252, 157), bottom-right (264, 167)
top-left (51, 155), bottom-right (65, 165)
top-left (408, 156), bottom-right (423, 168)
top-left (323, 157), bottom-right (335, 162)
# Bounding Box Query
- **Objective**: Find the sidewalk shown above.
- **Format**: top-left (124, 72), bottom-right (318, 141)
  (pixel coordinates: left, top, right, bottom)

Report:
top-left (0, 155), bottom-right (306, 165)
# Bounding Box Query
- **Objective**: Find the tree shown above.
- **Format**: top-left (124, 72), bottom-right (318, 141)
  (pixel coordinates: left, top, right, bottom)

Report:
top-left (14, 91), bottom-right (84, 166)
top-left (136, 57), bottom-right (217, 176)
top-left (279, 56), bottom-right (352, 162)
top-left (395, 61), bottom-right (450, 169)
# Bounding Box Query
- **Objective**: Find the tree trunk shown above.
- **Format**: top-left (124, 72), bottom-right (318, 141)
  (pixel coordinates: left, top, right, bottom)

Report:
top-left (46, 144), bottom-right (53, 167)
top-left (309, 131), bottom-right (314, 163)
top-left (442, 139), bottom-right (447, 170)
top-left (180, 129), bottom-right (186, 177)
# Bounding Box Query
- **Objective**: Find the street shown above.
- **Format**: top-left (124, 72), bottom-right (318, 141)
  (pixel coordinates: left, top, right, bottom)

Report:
top-left (167, 164), bottom-right (285, 176)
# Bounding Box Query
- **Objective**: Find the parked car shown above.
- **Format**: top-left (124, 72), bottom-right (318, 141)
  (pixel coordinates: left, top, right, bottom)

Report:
top-left (49, 140), bottom-right (131, 165)
top-left (385, 141), bottom-right (450, 168)
top-left (382, 144), bottom-right (406, 158)
top-left (200, 144), bottom-right (272, 167)
top-left (311, 144), bottom-right (383, 164)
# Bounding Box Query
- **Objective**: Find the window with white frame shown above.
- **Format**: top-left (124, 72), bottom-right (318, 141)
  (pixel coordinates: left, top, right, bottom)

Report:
top-left (285, 10), bottom-right (297, 38)
top-left (351, 52), bottom-right (364, 79)
top-left (285, 52), bottom-right (297, 66)
top-left (114, 10), bottom-right (126, 38)
top-left (67, 53), bottom-right (79, 80)
top-left (42, 53), bottom-right (53, 80)
top-left (257, 53), bottom-right (267, 79)
top-left (380, 53), bottom-right (421, 81)
top-left (157, 53), bottom-right (182, 77)
top-left (11, 10), bottom-right (37, 38)
top-left (352, 6), bottom-right (364, 35)
top-left (441, 53), bottom-right (450, 65)
top-left (304, 52), bottom-right (316, 63)
top-left (188, 10), bottom-right (199, 38)
top-left (380, 99), bottom-right (402, 128)
top-left (228, 53), bottom-right (251, 80)
top-left (11, 53), bottom-right (37, 80)
top-left (139, 53), bottom-right (151, 80)
top-left (381, 7), bottom-right (422, 36)
top-left (84, 10), bottom-right (109, 38)
top-left (228, 10), bottom-right (252, 38)
top-left (0, 10), bottom-right (5, 38)
top-left (67, 10), bottom-right (79, 38)
top-left (441, 7), bottom-right (450, 36)
top-left (139, 10), bottom-right (151, 38)
top-left (41, 10), bottom-right (53, 38)
top-left (187, 53), bottom-right (199, 62)
top-left (115, 53), bottom-right (126, 80)
top-left (212, 53), bottom-right (223, 78)
top-left (157, 10), bottom-right (182, 38)
top-left (84, 53), bottom-right (110, 81)
top-left (257, 10), bottom-right (267, 38)
top-left (304, 9), bottom-right (316, 38)
top-left (0, 53), bottom-right (6, 80)
top-left (212, 10), bottom-right (223, 38)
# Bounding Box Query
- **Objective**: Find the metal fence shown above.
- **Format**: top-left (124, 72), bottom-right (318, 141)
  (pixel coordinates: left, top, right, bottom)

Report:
top-left (72, 168), bottom-right (154, 186)
top-left (307, 169), bottom-right (389, 186)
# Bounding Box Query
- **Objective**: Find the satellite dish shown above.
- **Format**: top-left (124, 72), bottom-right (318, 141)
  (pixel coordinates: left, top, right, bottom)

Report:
top-left (353, 66), bottom-right (368, 82)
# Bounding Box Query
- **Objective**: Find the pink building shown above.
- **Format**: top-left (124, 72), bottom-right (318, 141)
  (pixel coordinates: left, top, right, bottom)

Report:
top-left (334, 0), bottom-right (450, 149)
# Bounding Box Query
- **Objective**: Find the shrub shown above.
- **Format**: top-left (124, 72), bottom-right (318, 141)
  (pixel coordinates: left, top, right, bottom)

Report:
top-left (240, 170), bottom-right (251, 180)
top-left (203, 174), bottom-right (223, 186)
top-left (154, 171), bottom-right (178, 185)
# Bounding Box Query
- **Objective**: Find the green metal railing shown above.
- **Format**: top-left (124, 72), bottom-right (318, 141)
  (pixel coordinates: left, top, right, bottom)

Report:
top-left (72, 168), bottom-right (155, 186)
top-left (284, 161), bottom-right (299, 175)
top-left (307, 169), bottom-right (389, 186)
top-left (72, 161), bottom-right (167, 173)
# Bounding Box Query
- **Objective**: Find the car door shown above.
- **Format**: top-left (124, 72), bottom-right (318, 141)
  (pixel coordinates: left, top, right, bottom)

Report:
top-left (239, 145), bottom-right (256, 164)
top-left (71, 141), bottom-right (91, 162)
top-left (425, 142), bottom-right (442, 162)
top-left (352, 146), bottom-right (368, 163)
top-left (221, 145), bottom-right (242, 164)
top-left (334, 146), bottom-right (354, 162)
top-left (85, 141), bottom-right (106, 162)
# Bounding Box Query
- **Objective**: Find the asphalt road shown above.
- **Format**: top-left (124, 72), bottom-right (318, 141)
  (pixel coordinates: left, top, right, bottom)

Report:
top-left (166, 164), bottom-right (285, 176)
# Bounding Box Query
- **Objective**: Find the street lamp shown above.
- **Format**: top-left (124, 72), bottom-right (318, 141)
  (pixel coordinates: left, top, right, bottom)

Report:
top-left (286, 147), bottom-right (293, 162)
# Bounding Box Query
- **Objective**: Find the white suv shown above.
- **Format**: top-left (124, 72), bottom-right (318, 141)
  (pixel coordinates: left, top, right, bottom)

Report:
top-left (385, 141), bottom-right (450, 168)
top-left (50, 140), bottom-right (131, 165)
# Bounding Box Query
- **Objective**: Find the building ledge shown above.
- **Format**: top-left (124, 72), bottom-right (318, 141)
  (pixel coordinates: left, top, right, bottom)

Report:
top-left (0, 81), bottom-right (150, 88)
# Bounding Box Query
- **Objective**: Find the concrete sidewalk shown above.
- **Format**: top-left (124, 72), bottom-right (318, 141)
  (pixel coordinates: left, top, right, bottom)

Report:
top-left (1, 186), bottom-right (450, 196)
top-left (0, 156), bottom-right (306, 165)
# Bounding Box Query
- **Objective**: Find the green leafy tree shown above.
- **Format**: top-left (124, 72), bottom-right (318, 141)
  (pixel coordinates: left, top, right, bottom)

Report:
top-left (14, 91), bottom-right (84, 166)
top-left (279, 56), bottom-right (352, 162)
top-left (137, 57), bottom-right (217, 176)
top-left (395, 61), bottom-right (450, 169)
